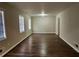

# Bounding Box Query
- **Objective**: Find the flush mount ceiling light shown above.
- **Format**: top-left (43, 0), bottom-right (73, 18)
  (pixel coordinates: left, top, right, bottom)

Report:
top-left (31, 13), bottom-right (48, 16)
top-left (40, 11), bottom-right (48, 16)
top-left (31, 9), bottom-right (48, 16)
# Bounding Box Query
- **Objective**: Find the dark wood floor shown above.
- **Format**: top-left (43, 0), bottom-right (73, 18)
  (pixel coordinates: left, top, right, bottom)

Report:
top-left (4, 33), bottom-right (79, 57)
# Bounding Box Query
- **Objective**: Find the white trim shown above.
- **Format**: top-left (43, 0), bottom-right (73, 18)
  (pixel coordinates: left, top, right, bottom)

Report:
top-left (60, 36), bottom-right (79, 53)
top-left (0, 10), bottom-right (6, 41)
top-left (33, 32), bottom-right (56, 34)
top-left (55, 33), bottom-right (58, 35)
top-left (19, 15), bottom-right (25, 33)
top-left (28, 18), bottom-right (31, 30)
top-left (0, 33), bottom-right (32, 57)
top-left (2, 11), bottom-right (6, 38)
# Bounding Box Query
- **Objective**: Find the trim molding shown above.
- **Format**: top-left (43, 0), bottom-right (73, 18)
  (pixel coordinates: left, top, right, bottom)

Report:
top-left (60, 36), bottom-right (79, 53)
top-left (0, 33), bottom-right (32, 57)
top-left (33, 32), bottom-right (56, 34)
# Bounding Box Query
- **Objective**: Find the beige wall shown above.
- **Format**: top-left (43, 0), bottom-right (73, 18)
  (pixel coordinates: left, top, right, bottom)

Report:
top-left (32, 16), bottom-right (56, 33)
top-left (56, 4), bottom-right (79, 52)
top-left (0, 3), bottom-right (32, 56)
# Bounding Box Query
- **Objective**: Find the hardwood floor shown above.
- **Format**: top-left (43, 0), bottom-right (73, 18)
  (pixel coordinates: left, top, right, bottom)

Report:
top-left (4, 33), bottom-right (79, 57)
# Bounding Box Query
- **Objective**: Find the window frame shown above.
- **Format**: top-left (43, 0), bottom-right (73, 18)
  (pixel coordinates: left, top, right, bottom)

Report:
top-left (28, 18), bottom-right (31, 30)
top-left (19, 15), bottom-right (25, 33)
top-left (0, 10), bottom-right (6, 41)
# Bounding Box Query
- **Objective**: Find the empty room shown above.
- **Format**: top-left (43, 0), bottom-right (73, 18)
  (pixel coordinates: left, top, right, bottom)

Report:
top-left (0, 2), bottom-right (79, 57)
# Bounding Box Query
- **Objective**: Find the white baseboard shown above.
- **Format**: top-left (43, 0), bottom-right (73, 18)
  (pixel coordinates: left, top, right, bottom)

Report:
top-left (55, 33), bottom-right (58, 35)
top-left (33, 32), bottom-right (56, 34)
top-left (0, 33), bottom-right (32, 57)
top-left (60, 36), bottom-right (79, 53)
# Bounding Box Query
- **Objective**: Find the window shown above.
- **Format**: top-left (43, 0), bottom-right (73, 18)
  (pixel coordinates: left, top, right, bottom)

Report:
top-left (28, 18), bottom-right (31, 30)
top-left (0, 10), bottom-right (6, 41)
top-left (19, 15), bottom-right (25, 33)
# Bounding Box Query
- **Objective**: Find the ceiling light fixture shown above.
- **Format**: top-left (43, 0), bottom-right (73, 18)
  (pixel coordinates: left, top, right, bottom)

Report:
top-left (40, 11), bottom-right (48, 16)
top-left (31, 10), bottom-right (48, 16)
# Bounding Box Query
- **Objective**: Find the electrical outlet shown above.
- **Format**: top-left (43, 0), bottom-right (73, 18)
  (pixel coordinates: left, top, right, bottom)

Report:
top-left (75, 44), bottom-right (78, 48)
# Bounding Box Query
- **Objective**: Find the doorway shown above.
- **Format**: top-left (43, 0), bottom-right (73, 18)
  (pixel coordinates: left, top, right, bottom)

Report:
top-left (58, 17), bottom-right (60, 36)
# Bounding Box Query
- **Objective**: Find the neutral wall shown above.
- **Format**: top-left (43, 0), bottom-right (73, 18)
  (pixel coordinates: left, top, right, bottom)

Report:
top-left (56, 4), bottom-right (79, 52)
top-left (32, 16), bottom-right (56, 33)
top-left (0, 3), bottom-right (32, 56)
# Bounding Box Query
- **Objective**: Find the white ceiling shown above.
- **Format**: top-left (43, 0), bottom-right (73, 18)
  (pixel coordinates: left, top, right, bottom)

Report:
top-left (9, 2), bottom-right (77, 16)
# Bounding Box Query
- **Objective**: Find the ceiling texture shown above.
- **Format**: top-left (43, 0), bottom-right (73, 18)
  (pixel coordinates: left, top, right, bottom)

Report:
top-left (9, 2), bottom-right (77, 16)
